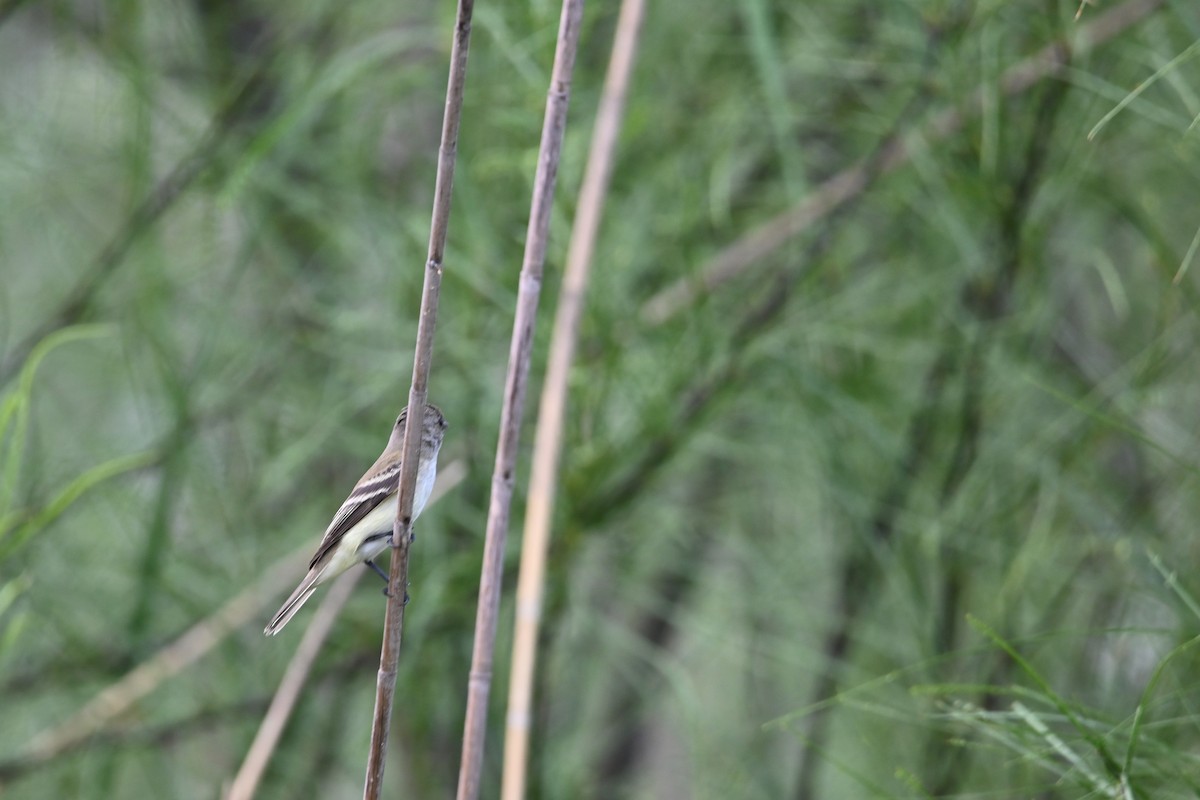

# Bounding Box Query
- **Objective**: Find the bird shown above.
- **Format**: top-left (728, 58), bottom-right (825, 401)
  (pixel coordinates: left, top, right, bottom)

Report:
top-left (264, 404), bottom-right (448, 636)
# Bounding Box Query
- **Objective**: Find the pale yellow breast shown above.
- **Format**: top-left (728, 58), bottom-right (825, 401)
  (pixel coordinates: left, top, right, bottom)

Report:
top-left (321, 452), bottom-right (440, 582)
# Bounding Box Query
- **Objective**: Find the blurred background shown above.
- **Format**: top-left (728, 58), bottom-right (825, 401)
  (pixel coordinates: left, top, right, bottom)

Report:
top-left (3, 0), bottom-right (1200, 797)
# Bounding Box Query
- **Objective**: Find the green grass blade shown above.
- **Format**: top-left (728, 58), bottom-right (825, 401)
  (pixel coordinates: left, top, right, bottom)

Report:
top-left (0, 325), bottom-right (115, 514)
top-left (0, 450), bottom-right (159, 560)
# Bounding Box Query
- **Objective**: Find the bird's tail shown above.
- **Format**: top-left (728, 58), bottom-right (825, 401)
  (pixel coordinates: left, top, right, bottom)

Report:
top-left (264, 568), bottom-right (325, 636)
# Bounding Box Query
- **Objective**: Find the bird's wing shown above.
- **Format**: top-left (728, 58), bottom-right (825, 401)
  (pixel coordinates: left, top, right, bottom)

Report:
top-left (308, 455), bottom-right (402, 569)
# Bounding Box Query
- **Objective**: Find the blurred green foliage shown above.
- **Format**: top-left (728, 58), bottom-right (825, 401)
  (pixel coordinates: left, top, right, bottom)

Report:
top-left (2, 0), bottom-right (1200, 798)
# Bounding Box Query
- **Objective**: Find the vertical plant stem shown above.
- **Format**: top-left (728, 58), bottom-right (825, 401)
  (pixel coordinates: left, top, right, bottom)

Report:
top-left (454, 2), bottom-right (586, 798)
top-left (500, 0), bottom-right (645, 797)
top-left (361, 1), bottom-right (476, 797)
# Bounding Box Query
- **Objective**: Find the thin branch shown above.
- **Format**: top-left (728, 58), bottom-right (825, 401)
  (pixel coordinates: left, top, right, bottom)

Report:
top-left (20, 552), bottom-right (306, 769)
top-left (573, 24), bottom-right (945, 533)
top-left (1, 647), bottom-right (384, 788)
top-left (500, 0), bottom-right (644, 796)
top-left (227, 572), bottom-right (360, 800)
top-left (0, 699), bottom-right (271, 786)
top-left (639, 0), bottom-right (1165, 325)
top-left (454, 1), bottom-right (586, 798)
top-left (361, 0), bottom-right (476, 795)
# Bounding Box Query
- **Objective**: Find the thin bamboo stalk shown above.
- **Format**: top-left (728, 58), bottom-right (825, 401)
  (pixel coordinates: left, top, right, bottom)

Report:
top-left (500, 0), bottom-right (645, 796)
top-left (362, 1), bottom-right (477, 796)
top-left (454, 1), bottom-right (586, 798)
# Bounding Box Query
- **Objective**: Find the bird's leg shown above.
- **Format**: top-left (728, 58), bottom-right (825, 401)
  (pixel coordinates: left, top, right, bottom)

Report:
top-left (364, 559), bottom-right (389, 582)
top-left (364, 561), bottom-right (411, 603)
top-left (364, 559), bottom-right (392, 595)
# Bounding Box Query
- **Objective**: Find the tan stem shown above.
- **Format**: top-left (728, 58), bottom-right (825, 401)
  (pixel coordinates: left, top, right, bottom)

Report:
top-left (453, 1), bottom-right (586, 799)
top-left (500, 0), bottom-right (646, 797)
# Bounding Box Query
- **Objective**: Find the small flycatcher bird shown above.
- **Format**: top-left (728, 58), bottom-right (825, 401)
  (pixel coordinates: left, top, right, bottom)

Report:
top-left (265, 404), bottom-right (448, 636)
